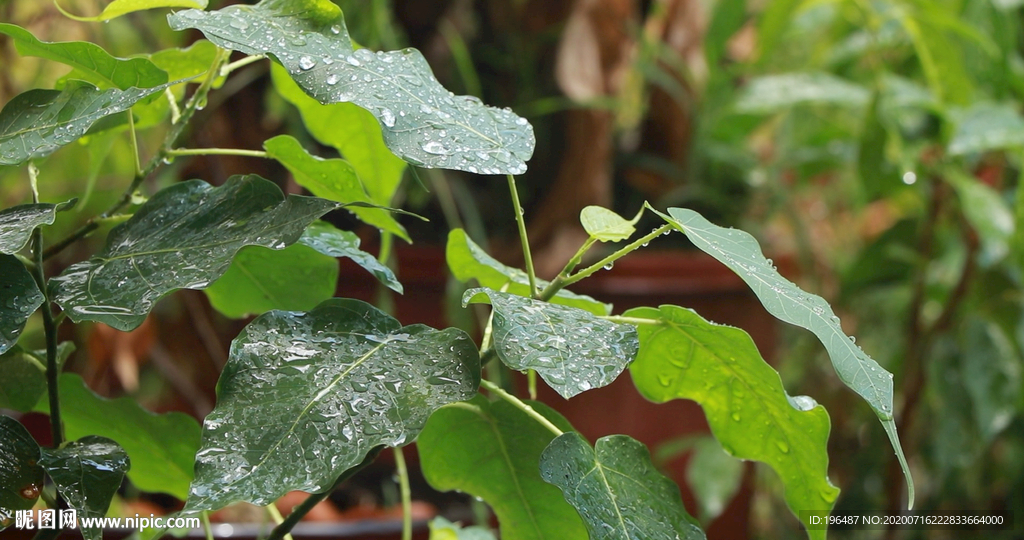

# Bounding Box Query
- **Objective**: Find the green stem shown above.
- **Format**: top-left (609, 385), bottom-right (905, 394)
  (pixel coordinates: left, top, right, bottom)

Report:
top-left (127, 111), bottom-right (141, 177)
top-left (29, 181), bottom-right (62, 449)
top-left (394, 447), bottom-right (412, 540)
top-left (527, 370), bottom-right (537, 400)
top-left (221, 54), bottom-right (265, 76)
top-left (480, 380), bottom-right (562, 437)
top-left (265, 504), bottom-right (295, 540)
top-left (165, 147), bottom-right (270, 158)
top-left (506, 175), bottom-right (538, 298)
top-left (201, 511), bottom-right (213, 540)
top-left (601, 315), bottom-right (662, 326)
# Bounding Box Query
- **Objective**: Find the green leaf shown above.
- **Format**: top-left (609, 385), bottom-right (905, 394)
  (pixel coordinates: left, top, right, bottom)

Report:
top-left (0, 416), bottom-right (43, 526)
top-left (185, 298), bottom-right (480, 512)
top-left (0, 343), bottom-right (73, 411)
top-left (446, 229), bottom-right (611, 316)
top-left (685, 437), bottom-right (744, 524)
top-left (948, 102), bottom-right (1024, 155)
top-left (168, 0), bottom-right (535, 175)
top-left (0, 255), bottom-right (43, 355)
top-left (419, 396), bottom-right (587, 540)
top-left (299, 221), bottom-right (402, 293)
top-left (0, 23), bottom-right (168, 90)
top-left (734, 73), bottom-right (869, 114)
top-left (464, 288), bottom-right (637, 399)
top-left (946, 169), bottom-right (1014, 265)
top-left (625, 305), bottom-right (837, 540)
top-left (540, 433), bottom-right (706, 540)
top-left (40, 436), bottom-right (130, 540)
top-left (270, 63), bottom-right (406, 208)
top-left (149, 40), bottom-right (219, 81)
top-left (263, 134), bottom-right (408, 240)
top-left (51, 175), bottom-right (336, 331)
top-left (656, 206), bottom-right (914, 509)
top-left (0, 202), bottom-right (66, 254)
top-left (428, 516), bottom-right (498, 540)
top-left (57, 0), bottom-right (208, 22)
top-left (579, 206), bottom-right (643, 242)
top-left (962, 318), bottom-right (1020, 441)
top-left (0, 80), bottom-right (175, 166)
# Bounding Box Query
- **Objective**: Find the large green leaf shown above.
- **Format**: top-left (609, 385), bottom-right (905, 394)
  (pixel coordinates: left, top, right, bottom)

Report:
top-left (263, 134), bottom-right (407, 240)
top-left (657, 207), bottom-right (914, 508)
top-left (57, 0), bottom-right (208, 22)
top-left (0, 343), bottom-right (74, 411)
top-left (185, 298), bottom-right (480, 512)
top-left (734, 73), bottom-right (869, 113)
top-left (0, 23), bottom-right (167, 90)
top-left (40, 436), bottom-right (130, 540)
top-left (0, 202), bottom-right (71, 254)
top-left (948, 103), bottom-right (1024, 155)
top-left (419, 396), bottom-right (587, 540)
top-left (464, 288), bottom-right (637, 399)
top-left (51, 175), bottom-right (336, 331)
top-left (0, 80), bottom-right (176, 166)
top-left (299, 220), bottom-right (402, 292)
top-left (446, 229), bottom-right (611, 316)
top-left (0, 416), bottom-right (43, 526)
top-left (0, 255), bottom-right (43, 355)
top-left (168, 0), bottom-right (535, 175)
top-left (626, 305), bottom-right (837, 540)
top-left (540, 433), bottom-right (706, 540)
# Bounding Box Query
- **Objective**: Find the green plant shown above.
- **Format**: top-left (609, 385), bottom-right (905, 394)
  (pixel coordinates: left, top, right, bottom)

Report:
top-left (0, 2), bottom-right (914, 540)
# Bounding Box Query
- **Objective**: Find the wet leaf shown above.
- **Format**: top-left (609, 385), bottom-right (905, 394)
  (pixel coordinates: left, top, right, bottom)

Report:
top-left (540, 433), bottom-right (706, 540)
top-left (428, 516), bottom-right (498, 540)
top-left (580, 206), bottom-right (643, 242)
top-left (948, 102), bottom-right (1024, 155)
top-left (446, 229), bottom-right (610, 316)
top-left (51, 175), bottom-right (336, 331)
top-left (57, 0), bottom-right (208, 22)
top-left (626, 305), bottom-right (837, 540)
top-left (0, 416), bottom-right (43, 525)
top-left (0, 255), bottom-right (43, 355)
top-left (40, 436), bottom-right (129, 540)
top-left (0, 202), bottom-right (69, 254)
top-left (185, 298), bottom-right (480, 512)
top-left (0, 343), bottom-right (74, 411)
top-left (656, 206), bottom-right (914, 509)
top-left (263, 134), bottom-right (407, 240)
top-left (419, 395), bottom-right (587, 540)
top-left (734, 73), bottom-right (869, 113)
top-left (684, 437), bottom-right (744, 524)
top-left (168, 0), bottom-right (535, 175)
top-left (464, 288), bottom-right (637, 399)
top-left (0, 23), bottom-right (168, 90)
top-left (299, 221), bottom-right (402, 293)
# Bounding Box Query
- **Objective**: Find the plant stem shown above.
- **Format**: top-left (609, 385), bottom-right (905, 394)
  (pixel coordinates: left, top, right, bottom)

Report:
top-left (527, 370), bottom-right (537, 400)
top-left (221, 54), bottom-right (265, 76)
top-left (506, 175), bottom-right (538, 298)
top-left (394, 447), bottom-right (412, 540)
top-left (265, 504), bottom-right (294, 540)
top-left (28, 176), bottom-right (63, 449)
top-left (601, 315), bottom-right (662, 326)
top-left (165, 148), bottom-right (270, 158)
top-left (127, 112), bottom-right (141, 178)
top-left (480, 380), bottom-right (562, 437)
top-left (201, 511), bottom-right (213, 540)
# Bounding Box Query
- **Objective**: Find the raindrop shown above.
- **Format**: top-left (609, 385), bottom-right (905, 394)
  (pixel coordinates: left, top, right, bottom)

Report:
top-left (326, 74), bottom-right (339, 85)
top-left (229, 18), bottom-right (249, 30)
top-left (731, 412), bottom-right (741, 421)
top-left (775, 440), bottom-right (790, 454)
top-left (346, 56), bottom-right (361, 67)
top-left (422, 141), bottom-right (448, 155)
top-left (603, 262), bottom-right (614, 271)
top-left (298, 56), bottom-right (316, 70)
top-left (380, 108), bottom-right (396, 127)
top-left (330, 25), bottom-right (342, 35)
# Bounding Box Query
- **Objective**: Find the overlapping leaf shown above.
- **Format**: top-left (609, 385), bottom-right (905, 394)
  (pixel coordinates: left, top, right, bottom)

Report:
top-left (185, 299), bottom-right (480, 512)
top-left (464, 288), bottom-right (637, 398)
top-left (299, 221), bottom-right (402, 292)
top-left (168, 0), bottom-right (535, 175)
top-left (0, 416), bottom-right (43, 527)
top-left (51, 175), bottom-right (336, 331)
top-left (39, 436), bottom-right (130, 540)
top-left (419, 396), bottom-right (587, 540)
top-left (0, 343), bottom-right (74, 411)
top-left (580, 206), bottom-right (643, 242)
top-left (57, 0), bottom-right (208, 22)
top-left (626, 305), bottom-right (837, 540)
top-left (0, 202), bottom-right (72, 254)
top-left (540, 433), bottom-right (706, 540)
top-left (0, 255), bottom-right (43, 355)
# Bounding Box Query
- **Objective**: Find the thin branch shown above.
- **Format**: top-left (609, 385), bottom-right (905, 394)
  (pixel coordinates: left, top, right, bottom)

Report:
top-left (480, 380), bottom-right (562, 437)
top-left (506, 175), bottom-right (538, 297)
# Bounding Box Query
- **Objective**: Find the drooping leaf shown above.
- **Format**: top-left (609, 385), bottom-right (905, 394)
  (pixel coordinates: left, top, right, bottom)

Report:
top-left (263, 134), bottom-right (407, 240)
top-left (655, 206), bottom-right (914, 508)
top-left (446, 229), bottom-right (611, 316)
top-left (0, 416), bottom-right (43, 527)
top-left (428, 516), bottom-right (498, 540)
top-left (948, 102), bottom-right (1024, 155)
top-left (625, 305), bottom-right (837, 540)
top-left (0, 255), bottom-right (43, 356)
top-left (39, 436), bottom-right (130, 540)
top-left (684, 437), bottom-right (744, 524)
top-left (168, 0), bottom-right (536, 175)
top-left (540, 433), bottom-right (706, 540)
top-left (579, 206), bottom-right (643, 242)
top-left (464, 288), bottom-right (637, 399)
top-left (50, 175), bottom-right (337, 331)
top-left (419, 396), bottom-right (587, 540)
top-left (0, 202), bottom-right (71, 254)
top-left (0, 23), bottom-right (168, 90)
top-left (57, 0), bottom-right (208, 22)
top-left (299, 221), bottom-right (402, 293)
top-left (946, 169), bottom-right (1014, 265)
top-left (0, 80), bottom-right (176, 166)
top-left (185, 298), bottom-right (480, 512)
top-left (734, 73), bottom-right (869, 114)
top-left (0, 343), bottom-right (74, 411)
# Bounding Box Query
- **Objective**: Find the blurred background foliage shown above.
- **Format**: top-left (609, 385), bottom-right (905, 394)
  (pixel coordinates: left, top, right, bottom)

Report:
top-left (2, 0), bottom-right (1023, 538)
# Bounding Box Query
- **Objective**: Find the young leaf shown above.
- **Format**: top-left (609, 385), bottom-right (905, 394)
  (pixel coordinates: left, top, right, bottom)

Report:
top-left (0, 416), bottom-right (43, 526)
top-left (0, 343), bottom-right (73, 411)
top-left (428, 516), bottom-right (498, 540)
top-left (0, 23), bottom-right (168, 90)
top-left (263, 134), bottom-right (408, 240)
top-left (0, 202), bottom-right (71, 254)
top-left (656, 206), bottom-right (914, 508)
top-left (0, 255), bottom-right (44, 355)
top-left (579, 206), bottom-right (643, 242)
top-left (625, 305), bottom-right (837, 540)
top-left (540, 433), bottom-right (706, 540)
top-left (51, 175), bottom-right (337, 331)
top-left (185, 299), bottom-right (480, 512)
top-left (734, 73), bottom-right (869, 113)
top-left (299, 221), bottom-right (402, 293)
top-left (418, 396), bottom-right (587, 540)
top-left (57, 0), bottom-right (209, 22)
top-left (39, 436), bottom-right (130, 540)
top-left (148, 40), bottom-right (219, 81)
top-left (446, 229), bottom-right (611, 316)
top-left (168, 0), bottom-right (535, 175)
top-left (464, 288), bottom-right (638, 399)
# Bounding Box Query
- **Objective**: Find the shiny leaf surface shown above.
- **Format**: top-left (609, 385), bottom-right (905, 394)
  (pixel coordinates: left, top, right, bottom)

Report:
top-left (580, 206), bottom-right (643, 242)
top-left (0, 202), bottom-right (66, 254)
top-left (58, 0), bottom-right (208, 21)
top-left (0, 416), bottom-right (43, 525)
top-left (39, 436), bottom-right (129, 540)
top-left (0, 255), bottom-right (43, 355)
top-left (299, 221), bottom-right (402, 292)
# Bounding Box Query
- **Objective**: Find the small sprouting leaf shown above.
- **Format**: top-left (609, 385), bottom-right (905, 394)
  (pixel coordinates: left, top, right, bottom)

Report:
top-left (168, 0), bottom-right (535, 175)
top-left (419, 396), bottom-right (587, 540)
top-left (0, 202), bottom-right (69, 254)
top-left (51, 175), bottom-right (337, 331)
top-left (428, 516), bottom-right (498, 540)
top-left (734, 73), bottom-right (869, 113)
top-left (948, 103), bottom-right (1024, 155)
top-left (580, 206), bottom-right (643, 242)
top-left (0, 80), bottom-right (176, 166)
top-left (464, 288), bottom-right (638, 399)
top-left (263, 134), bottom-right (408, 240)
top-left (540, 433), bottom-right (706, 540)
top-left (57, 0), bottom-right (208, 22)
top-left (185, 298), bottom-right (480, 512)
top-left (0, 255), bottom-right (44, 355)
top-left (299, 221), bottom-right (402, 293)
top-left (0, 416), bottom-right (43, 525)
top-left (626, 305), bottom-right (837, 540)
top-left (656, 206), bottom-right (914, 509)
top-left (0, 23), bottom-right (168, 90)
top-left (40, 436), bottom-right (130, 540)
top-left (446, 229), bottom-right (610, 316)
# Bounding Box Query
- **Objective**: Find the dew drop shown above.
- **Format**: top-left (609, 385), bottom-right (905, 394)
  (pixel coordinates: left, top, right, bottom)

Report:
top-left (326, 74), bottom-right (339, 85)
top-left (229, 18), bottom-right (249, 30)
top-left (422, 141), bottom-right (448, 155)
top-left (330, 25), bottom-right (342, 35)
top-left (298, 56), bottom-right (316, 70)
top-left (380, 108), bottom-right (396, 127)
top-left (776, 440), bottom-right (790, 454)
top-left (731, 412), bottom-right (741, 422)
top-left (346, 55), bottom-right (361, 67)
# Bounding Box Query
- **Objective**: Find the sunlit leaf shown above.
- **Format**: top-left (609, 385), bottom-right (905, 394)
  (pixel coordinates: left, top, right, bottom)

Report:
top-left (0, 416), bottom-right (43, 527)
top-left (57, 0), bottom-right (208, 22)
top-left (948, 102), bottom-right (1024, 155)
top-left (734, 73), bottom-right (869, 113)
top-left (40, 436), bottom-right (129, 540)
top-left (0, 255), bottom-right (42, 355)
top-left (428, 516), bottom-right (498, 540)
top-left (185, 299), bottom-right (480, 512)
top-left (51, 175), bottom-right (336, 331)
top-left (579, 206), bottom-right (643, 242)
top-left (419, 396), bottom-right (587, 540)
